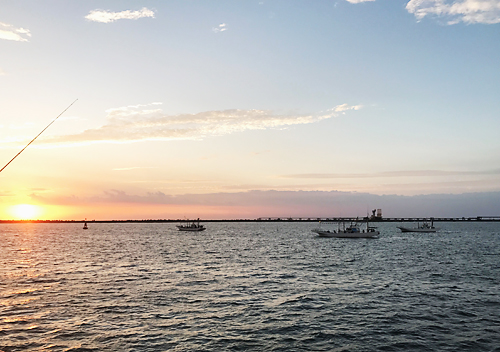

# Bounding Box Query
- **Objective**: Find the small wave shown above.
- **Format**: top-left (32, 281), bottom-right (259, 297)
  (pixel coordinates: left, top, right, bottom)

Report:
top-left (64, 346), bottom-right (100, 352)
top-left (1, 222), bottom-right (500, 352)
top-left (377, 340), bottom-right (431, 351)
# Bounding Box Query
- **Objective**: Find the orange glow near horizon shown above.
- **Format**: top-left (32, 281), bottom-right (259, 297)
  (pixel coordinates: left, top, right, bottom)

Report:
top-left (7, 204), bottom-right (44, 220)
top-left (0, 203), bottom-right (268, 221)
top-left (1, 201), bottom-right (350, 221)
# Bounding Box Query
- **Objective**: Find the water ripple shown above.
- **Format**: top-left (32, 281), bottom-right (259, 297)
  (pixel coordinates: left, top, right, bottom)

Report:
top-left (1, 222), bottom-right (500, 351)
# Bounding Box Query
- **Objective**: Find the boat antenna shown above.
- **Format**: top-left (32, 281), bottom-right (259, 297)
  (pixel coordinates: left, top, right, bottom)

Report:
top-left (0, 99), bottom-right (78, 174)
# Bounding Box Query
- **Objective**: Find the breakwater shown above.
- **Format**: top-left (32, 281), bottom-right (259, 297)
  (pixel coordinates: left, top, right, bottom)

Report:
top-left (1, 216), bottom-right (500, 223)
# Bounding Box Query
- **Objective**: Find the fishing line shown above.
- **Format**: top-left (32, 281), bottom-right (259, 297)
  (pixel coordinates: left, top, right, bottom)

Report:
top-left (0, 99), bottom-right (78, 174)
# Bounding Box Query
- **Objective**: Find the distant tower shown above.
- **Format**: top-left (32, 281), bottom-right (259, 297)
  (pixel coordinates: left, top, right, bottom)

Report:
top-left (370, 209), bottom-right (383, 221)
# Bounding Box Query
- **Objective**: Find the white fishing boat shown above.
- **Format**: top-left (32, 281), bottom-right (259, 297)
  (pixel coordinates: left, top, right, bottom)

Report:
top-left (176, 218), bottom-right (206, 232)
top-left (312, 219), bottom-right (379, 238)
top-left (397, 219), bottom-right (436, 233)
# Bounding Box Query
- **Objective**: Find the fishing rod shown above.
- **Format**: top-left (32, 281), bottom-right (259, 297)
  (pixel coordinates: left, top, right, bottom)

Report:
top-left (0, 99), bottom-right (78, 174)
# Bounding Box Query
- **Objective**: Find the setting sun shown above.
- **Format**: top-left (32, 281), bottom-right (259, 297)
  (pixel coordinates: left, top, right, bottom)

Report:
top-left (8, 204), bottom-right (43, 220)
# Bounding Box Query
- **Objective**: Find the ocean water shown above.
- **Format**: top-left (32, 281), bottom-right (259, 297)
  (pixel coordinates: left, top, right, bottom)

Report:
top-left (1, 221), bottom-right (499, 351)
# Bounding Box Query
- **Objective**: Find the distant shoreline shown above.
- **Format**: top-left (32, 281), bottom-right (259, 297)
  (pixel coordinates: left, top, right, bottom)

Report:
top-left (1, 217), bottom-right (499, 223)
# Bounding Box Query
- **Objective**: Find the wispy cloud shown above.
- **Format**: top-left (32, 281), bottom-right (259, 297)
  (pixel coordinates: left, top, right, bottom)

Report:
top-left (112, 167), bottom-right (159, 171)
top-left (0, 22), bottom-right (31, 42)
top-left (26, 103), bottom-right (361, 147)
top-left (327, 103), bottom-right (362, 113)
top-left (251, 150), bottom-right (271, 156)
top-left (406, 0), bottom-right (500, 24)
top-left (85, 7), bottom-right (155, 23)
top-left (345, 0), bottom-right (376, 3)
top-left (9, 122), bottom-right (36, 130)
top-left (282, 169), bottom-right (500, 179)
top-left (212, 23), bottom-right (227, 33)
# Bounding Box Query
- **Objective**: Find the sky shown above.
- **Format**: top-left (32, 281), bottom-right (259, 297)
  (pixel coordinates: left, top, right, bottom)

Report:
top-left (1, 0), bottom-right (500, 220)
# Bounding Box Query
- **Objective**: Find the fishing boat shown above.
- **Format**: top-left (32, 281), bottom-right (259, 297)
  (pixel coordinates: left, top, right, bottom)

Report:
top-left (398, 221), bottom-right (437, 233)
top-left (397, 219), bottom-right (437, 233)
top-left (176, 218), bottom-right (206, 232)
top-left (312, 219), bottom-right (379, 238)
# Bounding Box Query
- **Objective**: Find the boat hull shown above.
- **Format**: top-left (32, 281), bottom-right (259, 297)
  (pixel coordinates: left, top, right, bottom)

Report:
top-left (176, 226), bottom-right (206, 232)
top-left (312, 228), bottom-right (379, 238)
top-left (397, 227), bottom-right (436, 233)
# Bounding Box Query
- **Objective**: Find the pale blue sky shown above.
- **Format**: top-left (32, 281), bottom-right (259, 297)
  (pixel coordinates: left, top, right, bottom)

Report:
top-left (1, 0), bottom-right (500, 219)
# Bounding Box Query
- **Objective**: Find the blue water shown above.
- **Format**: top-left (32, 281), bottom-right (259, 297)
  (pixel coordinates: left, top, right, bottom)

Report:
top-left (1, 222), bottom-right (499, 351)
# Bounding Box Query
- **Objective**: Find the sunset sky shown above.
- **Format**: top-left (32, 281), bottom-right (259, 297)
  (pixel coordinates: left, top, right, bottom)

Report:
top-left (1, 0), bottom-right (500, 220)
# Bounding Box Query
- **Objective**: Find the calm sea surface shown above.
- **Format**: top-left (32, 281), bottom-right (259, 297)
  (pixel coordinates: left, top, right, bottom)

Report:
top-left (1, 222), bottom-right (499, 351)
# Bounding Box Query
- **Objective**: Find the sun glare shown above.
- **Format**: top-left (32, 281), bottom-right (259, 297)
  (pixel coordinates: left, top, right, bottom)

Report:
top-left (9, 204), bottom-right (43, 220)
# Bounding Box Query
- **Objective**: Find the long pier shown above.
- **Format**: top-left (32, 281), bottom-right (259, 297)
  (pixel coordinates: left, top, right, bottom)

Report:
top-left (1, 216), bottom-right (500, 223)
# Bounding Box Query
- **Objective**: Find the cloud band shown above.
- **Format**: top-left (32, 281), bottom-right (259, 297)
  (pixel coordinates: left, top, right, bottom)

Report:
top-left (19, 103), bottom-right (362, 147)
top-left (0, 22), bottom-right (31, 42)
top-left (406, 0), bottom-right (500, 24)
top-left (85, 7), bottom-right (155, 23)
